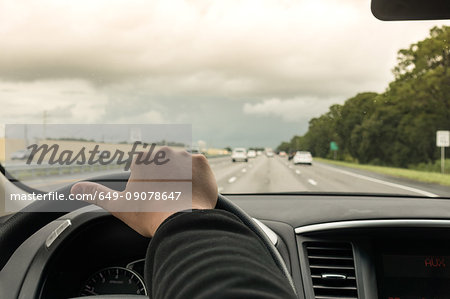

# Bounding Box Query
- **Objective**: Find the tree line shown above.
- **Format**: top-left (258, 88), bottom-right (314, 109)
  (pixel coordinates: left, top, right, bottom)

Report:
top-left (277, 26), bottom-right (450, 168)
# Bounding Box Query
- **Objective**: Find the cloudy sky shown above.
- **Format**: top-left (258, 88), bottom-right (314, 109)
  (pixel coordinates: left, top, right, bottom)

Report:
top-left (0, 0), bottom-right (448, 148)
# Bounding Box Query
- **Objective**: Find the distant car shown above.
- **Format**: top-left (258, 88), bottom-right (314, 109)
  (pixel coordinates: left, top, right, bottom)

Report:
top-left (231, 148), bottom-right (248, 162)
top-left (11, 149), bottom-right (33, 160)
top-left (256, 150), bottom-right (263, 156)
top-left (186, 146), bottom-right (201, 154)
top-left (247, 150), bottom-right (256, 158)
top-left (266, 151), bottom-right (274, 157)
top-left (293, 151), bottom-right (313, 165)
top-left (279, 151), bottom-right (287, 157)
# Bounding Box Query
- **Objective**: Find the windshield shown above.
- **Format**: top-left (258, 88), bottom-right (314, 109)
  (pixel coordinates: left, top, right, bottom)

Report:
top-left (0, 0), bottom-right (449, 198)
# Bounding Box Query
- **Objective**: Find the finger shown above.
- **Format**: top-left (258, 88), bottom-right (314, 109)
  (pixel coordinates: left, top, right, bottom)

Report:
top-left (71, 182), bottom-right (150, 235)
top-left (71, 182), bottom-right (117, 211)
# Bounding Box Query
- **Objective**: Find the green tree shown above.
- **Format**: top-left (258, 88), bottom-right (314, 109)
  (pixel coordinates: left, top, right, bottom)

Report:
top-left (276, 142), bottom-right (291, 152)
top-left (335, 92), bottom-right (378, 159)
top-left (277, 26), bottom-right (450, 167)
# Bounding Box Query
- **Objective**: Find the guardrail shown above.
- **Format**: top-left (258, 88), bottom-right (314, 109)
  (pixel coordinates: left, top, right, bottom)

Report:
top-left (5, 163), bottom-right (125, 180)
top-left (4, 155), bottom-right (231, 180)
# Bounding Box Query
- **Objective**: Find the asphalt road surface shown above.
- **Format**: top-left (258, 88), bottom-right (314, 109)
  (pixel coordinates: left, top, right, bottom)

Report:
top-left (13, 155), bottom-right (450, 197)
top-left (210, 156), bottom-right (450, 197)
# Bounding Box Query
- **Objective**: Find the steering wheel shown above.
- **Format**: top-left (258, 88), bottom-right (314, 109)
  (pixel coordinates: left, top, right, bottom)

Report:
top-left (0, 171), bottom-right (297, 297)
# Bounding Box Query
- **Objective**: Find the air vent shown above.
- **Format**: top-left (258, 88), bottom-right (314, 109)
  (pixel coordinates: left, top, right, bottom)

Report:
top-left (305, 242), bottom-right (358, 299)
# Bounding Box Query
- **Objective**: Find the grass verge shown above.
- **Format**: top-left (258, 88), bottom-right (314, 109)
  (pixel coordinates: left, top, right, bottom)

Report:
top-left (315, 158), bottom-right (450, 187)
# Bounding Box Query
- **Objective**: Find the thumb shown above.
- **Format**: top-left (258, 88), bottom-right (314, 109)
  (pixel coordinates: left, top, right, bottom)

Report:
top-left (71, 182), bottom-right (117, 211)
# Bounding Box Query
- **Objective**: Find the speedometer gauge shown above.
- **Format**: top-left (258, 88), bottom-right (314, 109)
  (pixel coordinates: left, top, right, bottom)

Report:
top-left (80, 267), bottom-right (148, 296)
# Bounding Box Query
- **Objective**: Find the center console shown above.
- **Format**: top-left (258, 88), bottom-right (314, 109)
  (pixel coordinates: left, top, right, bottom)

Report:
top-left (295, 220), bottom-right (450, 299)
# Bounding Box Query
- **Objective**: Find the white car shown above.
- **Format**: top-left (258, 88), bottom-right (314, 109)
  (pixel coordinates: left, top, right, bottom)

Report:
top-left (231, 148), bottom-right (248, 162)
top-left (293, 151), bottom-right (313, 165)
top-left (247, 150), bottom-right (256, 158)
top-left (186, 146), bottom-right (201, 154)
top-left (11, 149), bottom-right (33, 160)
top-left (266, 151), bottom-right (274, 157)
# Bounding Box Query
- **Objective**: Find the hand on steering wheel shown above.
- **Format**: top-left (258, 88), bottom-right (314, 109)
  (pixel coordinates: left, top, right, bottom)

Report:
top-left (71, 148), bottom-right (218, 237)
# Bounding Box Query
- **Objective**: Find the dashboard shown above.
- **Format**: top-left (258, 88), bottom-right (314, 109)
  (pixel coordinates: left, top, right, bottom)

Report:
top-left (2, 194), bottom-right (450, 299)
top-left (39, 216), bottom-right (150, 298)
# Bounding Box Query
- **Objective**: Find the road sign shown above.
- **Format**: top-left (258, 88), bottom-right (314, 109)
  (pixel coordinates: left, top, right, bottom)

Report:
top-left (437, 130), bottom-right (450, 147)
top-left (330, 141), bottom-right (338, 160)
top-left (437, 130), bottom-right (449, 174)
top-left (330, 141), bottom-right (339, 151)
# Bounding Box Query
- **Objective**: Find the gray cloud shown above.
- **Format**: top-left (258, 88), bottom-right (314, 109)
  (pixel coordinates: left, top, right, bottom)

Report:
top-left (243, 97), bottom-right (341, 122)
top-left (1, 0), bottom-right (447, 96)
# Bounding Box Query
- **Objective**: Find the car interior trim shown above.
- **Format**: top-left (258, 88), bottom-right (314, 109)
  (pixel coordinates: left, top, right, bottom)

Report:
top-left (295, 219), bottom-right (450, 234)
top-left (252, 218), bottom-right (278, 246)
top-left (45, 219), bottom-right (72, 248)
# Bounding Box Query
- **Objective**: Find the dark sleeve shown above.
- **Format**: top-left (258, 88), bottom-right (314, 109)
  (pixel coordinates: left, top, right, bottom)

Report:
top-left (144, 209), bottom-right (297, 299)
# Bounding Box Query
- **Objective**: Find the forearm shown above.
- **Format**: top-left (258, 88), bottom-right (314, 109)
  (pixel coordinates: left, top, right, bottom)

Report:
top-left (144, 209), bottom-right (296, 299)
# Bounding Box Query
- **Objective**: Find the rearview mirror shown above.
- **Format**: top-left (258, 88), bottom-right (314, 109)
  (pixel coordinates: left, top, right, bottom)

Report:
top-left (371, 0), bottom-right (450, 20)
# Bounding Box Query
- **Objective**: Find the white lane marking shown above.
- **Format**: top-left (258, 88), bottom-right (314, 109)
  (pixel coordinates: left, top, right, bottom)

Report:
top-left (295, 170), bottom-right (301, 175)
top-left (288, 165), bottom-right (293, 169)
top-left (228, 176), bottom-right (237, 183)
top-left (308, 179), bottom-right (318, 186)
top-left (218, 186), bottom-right (224, 193)
top-left (241, 168), bottom-right (247, 173)
top-left (318, 163), bottom-right (439, 197)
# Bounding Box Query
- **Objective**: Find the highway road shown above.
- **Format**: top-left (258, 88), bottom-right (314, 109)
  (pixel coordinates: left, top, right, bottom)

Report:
top-left (209, 155), bottom-right (450, 197)
top-left (10, 155), bottom-right (450, 197)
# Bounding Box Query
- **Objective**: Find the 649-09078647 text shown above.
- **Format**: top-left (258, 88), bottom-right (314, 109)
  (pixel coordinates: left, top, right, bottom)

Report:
top-left (9, 191), bottom-right (183, 201)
